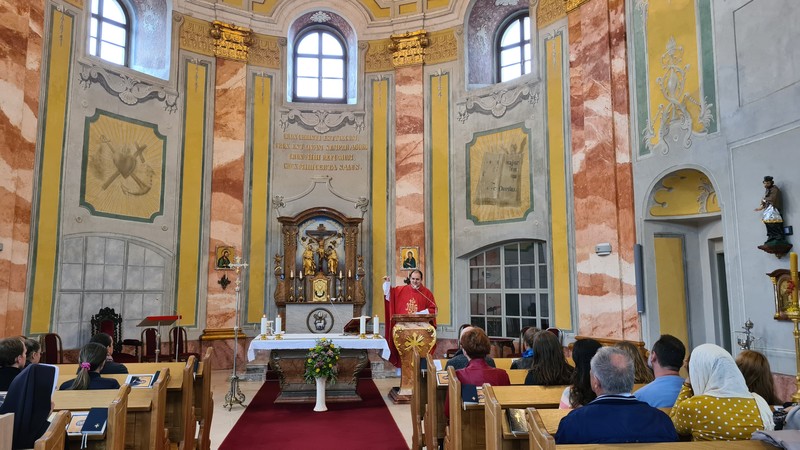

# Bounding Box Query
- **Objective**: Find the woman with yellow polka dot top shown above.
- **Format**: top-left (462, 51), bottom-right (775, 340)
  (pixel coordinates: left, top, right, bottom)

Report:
top-left (671, 344), bottom-right (774, 440)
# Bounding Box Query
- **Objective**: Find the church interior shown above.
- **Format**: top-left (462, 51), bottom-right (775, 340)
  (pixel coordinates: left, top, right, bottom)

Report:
top-left (2, 0), bottom-right (800, 447)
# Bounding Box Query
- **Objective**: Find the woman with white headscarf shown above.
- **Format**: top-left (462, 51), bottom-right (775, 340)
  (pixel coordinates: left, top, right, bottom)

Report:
top-left (671, 343), bottom-right (774, 440)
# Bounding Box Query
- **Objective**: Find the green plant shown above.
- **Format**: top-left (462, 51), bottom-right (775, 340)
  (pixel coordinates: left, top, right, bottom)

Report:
top-left (304, 338), bottom-right (341, 384)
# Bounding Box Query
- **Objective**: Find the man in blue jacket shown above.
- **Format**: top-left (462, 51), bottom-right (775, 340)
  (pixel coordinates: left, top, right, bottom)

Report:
top-left (555, 346), bottom-right (677, 444)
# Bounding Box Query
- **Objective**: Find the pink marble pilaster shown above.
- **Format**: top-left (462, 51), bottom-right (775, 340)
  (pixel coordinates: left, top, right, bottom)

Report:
top-left (0, 0), bottom-right (43, 336)
top-left (394, 65), bottom-right (426, 278)
top-left (568, 0), bottom-right (637, 340)
top-left (206, 58), bottom-right (247, 331)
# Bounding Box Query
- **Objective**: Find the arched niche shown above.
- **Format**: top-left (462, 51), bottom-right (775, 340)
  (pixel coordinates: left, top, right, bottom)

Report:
top-left (647, 168), bottom-right (721, 219)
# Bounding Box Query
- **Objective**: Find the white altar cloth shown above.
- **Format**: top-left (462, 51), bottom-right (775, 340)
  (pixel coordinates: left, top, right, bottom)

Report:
top-left (247, 333), bottom-right (390, 361)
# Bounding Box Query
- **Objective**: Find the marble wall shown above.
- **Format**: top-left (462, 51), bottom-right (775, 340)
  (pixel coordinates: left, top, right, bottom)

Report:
top-left (0, 0), bottom-right (43, 337)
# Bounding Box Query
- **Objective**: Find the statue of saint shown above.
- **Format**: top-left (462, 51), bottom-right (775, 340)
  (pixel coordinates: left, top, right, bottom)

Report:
top-left (755, 175), bottom-right (787, 245)
top-left (301, 240), bottom-right (316, 275)
top-left (326, 245), bottom-right (339, 275)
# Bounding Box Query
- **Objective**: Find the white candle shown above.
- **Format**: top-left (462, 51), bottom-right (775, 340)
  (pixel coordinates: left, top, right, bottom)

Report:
top-left (261, 315), bottom-right (268, 336)
top-left (299, 270), bottom-right (303, 280)
top-left (373, 315), bottom-right (379, 335)
top-left (290, 269), bottom-right (294, 279)
top-left (359, 316), bottom-right (366, 335)
top-left (275, 316), bottom-right (282, 334)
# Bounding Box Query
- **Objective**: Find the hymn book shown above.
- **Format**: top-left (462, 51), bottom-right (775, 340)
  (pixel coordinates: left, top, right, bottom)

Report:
top-left (66, 408), bottom-right (107, 437)
top-left (125, 370), bottom-right (159, 388)
top-left (461, 384), bottom-right (484, 408)
top-left (435, 371), bottom-right (449, 386)
top-left (506, 408), bottom-right (529, 436)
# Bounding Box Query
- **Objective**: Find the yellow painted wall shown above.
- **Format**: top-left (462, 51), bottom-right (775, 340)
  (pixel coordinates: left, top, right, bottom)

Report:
top-left (358, 0), bottom-right (391, 19)
top-left (247, 74), bottom-right (272, 323)
top-left (399, 3), bottom-right (418, 15)
top-left (654, 236), bottom-right (690, 346)
top-left (430, 73), bottom-right (451, 325)
top-left (650, 169), bottom-right (720, 217)
top-left (175, 61), bottom-right (208, 327)
top-left (29, 7), bottom-right (74, 334)
top-left (371, 79), bottom-right (389, 317)
top-left (545, 35), bottom-right (572, 329)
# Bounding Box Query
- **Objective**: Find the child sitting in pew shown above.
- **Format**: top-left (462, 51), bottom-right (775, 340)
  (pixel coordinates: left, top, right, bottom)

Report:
top-left (61, 342), bottom-right (121, 390)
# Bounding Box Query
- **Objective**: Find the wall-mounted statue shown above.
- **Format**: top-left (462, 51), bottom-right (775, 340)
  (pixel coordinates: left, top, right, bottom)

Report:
top-left (756, 176), bottom-right (792, 257)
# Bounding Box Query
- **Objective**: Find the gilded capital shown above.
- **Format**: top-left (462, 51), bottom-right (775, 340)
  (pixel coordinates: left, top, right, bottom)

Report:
top-left (210, 21), bottom-right (253, 62)
top-left (389, 30), bottom-right (429, 68)
top-left (565, 0), bottom-right (590, 13)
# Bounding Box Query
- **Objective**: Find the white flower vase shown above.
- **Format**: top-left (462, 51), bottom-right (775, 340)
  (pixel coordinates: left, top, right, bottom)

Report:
top-left (314, 376), bottom-right (328, 412)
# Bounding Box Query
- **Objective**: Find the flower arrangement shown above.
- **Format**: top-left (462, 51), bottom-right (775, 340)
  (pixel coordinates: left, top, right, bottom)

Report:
top-left (304, 338), bottom-right (341, 384)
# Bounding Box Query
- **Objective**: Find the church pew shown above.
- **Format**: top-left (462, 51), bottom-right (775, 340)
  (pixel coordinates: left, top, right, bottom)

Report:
top-left (141, 367), bottom-right (170, 450)
top-left (34, 410), bottom-right (70, 450)
top-left (425, 354), bottom-right (447, 450)
top-left (524, 408), bottom-right (775, 450)
top-left (64, 384), bottom-right (130, 450)
top-left (0, 413), bottom-right (13, 450)
top-left (411, 349), bottom-right (427, 450)
top-left (485, 385), bottom-right (571, 450)
top-left (445, 366), bottom-right (487, 450)
top-left (168, 355), bottom-right (196, 450)
top-left (194, 347), bottom-right (213, 450)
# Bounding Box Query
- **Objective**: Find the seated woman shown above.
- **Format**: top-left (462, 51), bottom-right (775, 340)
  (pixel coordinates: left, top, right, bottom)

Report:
top-left (24, 337), bottom-right (41, 367)
top-left (510, 327), bottom-right (538, 370)
top-left (444, 327), bottom-right (510, 417)
top-left (0, 364), bottom-right (56, 449)
top-left (559, 338), bottom-right (602, 409)
top-left (61, 342), bottom-right (121, 390)
top-left (524, 331), bottom-right (573, 385)
top-left (615, 341), bottom-right (654, 384)
top-left (671, 343), bottom-right (774, 440)
top-left (736, 349), bottom-right (780, 405)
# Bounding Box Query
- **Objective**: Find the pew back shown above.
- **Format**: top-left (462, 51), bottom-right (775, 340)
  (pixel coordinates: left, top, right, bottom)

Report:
top-left (34, 410), bottom-right (70, 450)
top-left (0, 413), bottom-right (12, 450)
top-left (195, 347), bottom-right (214, 450)
top-left (411, 349), bottom-right (427, 450)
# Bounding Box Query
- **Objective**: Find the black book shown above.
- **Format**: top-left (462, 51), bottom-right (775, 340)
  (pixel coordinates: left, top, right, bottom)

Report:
top-left (81, 407), bottom-right (108, 435)
top-left (461, 384), bottom-right (484, 407)
top-left (506, 408), bottom-right (528, 436)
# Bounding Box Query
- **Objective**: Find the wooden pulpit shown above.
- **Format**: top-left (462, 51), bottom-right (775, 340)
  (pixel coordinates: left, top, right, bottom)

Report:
top-left (390, 314), bottom-right (436, 403)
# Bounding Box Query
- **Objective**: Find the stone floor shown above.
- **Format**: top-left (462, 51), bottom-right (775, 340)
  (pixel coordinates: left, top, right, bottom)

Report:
top-left (208, 369), bottom-right (412, 449)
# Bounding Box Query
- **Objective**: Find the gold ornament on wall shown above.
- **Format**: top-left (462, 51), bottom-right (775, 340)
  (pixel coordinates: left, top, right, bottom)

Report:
top-left (210, 20), bottom-right (253, 62)
top-left (389, 30), bottom-right (428, 68)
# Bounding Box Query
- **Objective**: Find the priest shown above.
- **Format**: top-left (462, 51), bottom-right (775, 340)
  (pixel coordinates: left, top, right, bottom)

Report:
top-left (383, 270), bottom-right (437, 367)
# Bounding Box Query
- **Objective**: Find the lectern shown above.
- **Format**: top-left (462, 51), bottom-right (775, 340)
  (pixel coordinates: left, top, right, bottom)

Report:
top-left (390, 314), bottom-right (436, 403)
top-left (137, 315), bottom-right (180, 362)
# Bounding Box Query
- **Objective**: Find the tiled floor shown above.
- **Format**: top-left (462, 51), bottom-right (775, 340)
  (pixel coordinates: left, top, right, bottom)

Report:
top-left (208, 370), bottom-right (412, 449)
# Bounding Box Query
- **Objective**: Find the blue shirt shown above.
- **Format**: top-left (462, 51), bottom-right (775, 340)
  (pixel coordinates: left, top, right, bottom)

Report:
top-left (634, 375), bottom-right (684, 408)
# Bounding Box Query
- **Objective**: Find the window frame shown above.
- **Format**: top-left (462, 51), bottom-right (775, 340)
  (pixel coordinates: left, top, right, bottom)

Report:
top-left (495, 12), bottom-right (531, 83)
top-left (89, 0), bottom-right (131, 67)
top-left (468, 241), bottom-right (551, 338)
top-left (292, 25), bottom-right (348, 104)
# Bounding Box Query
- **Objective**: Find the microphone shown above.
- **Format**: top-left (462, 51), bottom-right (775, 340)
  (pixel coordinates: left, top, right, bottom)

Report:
top-left (409, 285), bottom-right (437, 314)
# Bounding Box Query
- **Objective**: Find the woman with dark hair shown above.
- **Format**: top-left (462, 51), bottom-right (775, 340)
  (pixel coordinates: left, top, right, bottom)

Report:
top-left (736, 349), bottom-right (780, 405)
top-left (615, 341), bottom-right (654, 384)
top-left (60, 342), bottom-right (121, 390)
top-left (560, 338), bottom-right (602, 409)
top-left (524, 331), bottom-right (573, 385)
top-left (24, 338), bottom-right (41, 366)
top-left (0, 364), bottom-right (56, 449)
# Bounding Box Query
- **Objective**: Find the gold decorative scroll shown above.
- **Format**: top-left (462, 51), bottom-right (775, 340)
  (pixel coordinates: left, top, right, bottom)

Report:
top-left (425, 28), bottom-right (458, 65)
top-left (365, 38), bottom-right (394, 73)
top-left (210, 20), bottom-right (253, 62)
top-left (389, 30), bottom-right (428, 68)
top-left (179, 15), bottom-right (215, 56)
top-left (565, 0), bottom-right (590, 13)
top-left (539, 0), bottom-right (567, 26)
top-left (249, 33), bottom-right (281, 68)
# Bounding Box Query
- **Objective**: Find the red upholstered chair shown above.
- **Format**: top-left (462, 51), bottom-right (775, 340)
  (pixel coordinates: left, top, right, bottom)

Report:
top-left (169, 326), bottom-right (199, 362)
top-left (39, 333), bottom-right (63, 364)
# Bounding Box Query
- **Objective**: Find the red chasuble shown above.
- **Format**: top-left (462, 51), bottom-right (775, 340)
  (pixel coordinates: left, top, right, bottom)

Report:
top-left (384, 284), bottom-right (437, 367)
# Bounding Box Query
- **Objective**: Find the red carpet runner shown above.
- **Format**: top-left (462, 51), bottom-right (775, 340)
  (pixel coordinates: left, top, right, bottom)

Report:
top-left (219, 379), bottom-right (408, 449)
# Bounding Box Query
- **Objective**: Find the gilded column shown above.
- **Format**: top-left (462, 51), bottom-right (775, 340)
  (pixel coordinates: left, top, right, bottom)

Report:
top-left (390, 31), bottom-right (428, 280)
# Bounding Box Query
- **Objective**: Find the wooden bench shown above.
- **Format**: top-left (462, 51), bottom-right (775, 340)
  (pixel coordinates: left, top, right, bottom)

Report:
top-left (61, 384), bottom-right (130, 450)
top-left (485, 385), bottom-right (571, 450)
top-left (35, 410), bottom-right (70, 450)
top-left (194, 347), bottom-right (213, 450)
top-left (170, 355), bottom-right (196, 450)
top-left (0, 413), bottom-right (13, 450)
top-left (411, 349), bottom-right (427, 450)
top-left (524, 408), bottom-right (775, 450)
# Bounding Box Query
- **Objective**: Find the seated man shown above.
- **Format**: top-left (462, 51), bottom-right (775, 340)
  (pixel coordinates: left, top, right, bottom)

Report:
top-left (89, 332), bottom-right (129, 374)
top-left (445, 325), bottom-right (495, 370)
top-left (444, 327), bottom-right (509, 418)
top-left (554, 346), bottom-right (677, 444)
top-left (634, 334), bottom-right (685, 407)
top-left (0, 337), bottom-right (27, 391)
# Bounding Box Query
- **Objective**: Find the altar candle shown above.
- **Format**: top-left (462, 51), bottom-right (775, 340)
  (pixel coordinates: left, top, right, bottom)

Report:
top-left (261, 314), bottom-right (268, 336)
top-left (373, 315), bottom-right (379, 335)
top-left (299, 270), bottom-right (303, 280)
top-left (339, 270), bottom-right (343, 279)
top-left (275, 315), bottom-right (282, 334)
top-left (348, 270), bottom-right (352, 278)
top-left (290, 269), bottom-right (294, 279)
top-left (359, 316), bottom-right (366, 335)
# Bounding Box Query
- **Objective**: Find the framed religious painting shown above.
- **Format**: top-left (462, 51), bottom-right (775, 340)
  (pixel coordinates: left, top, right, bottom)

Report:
top-left (400, 246), bottom-right (419, 271)
top-left (215, 245), bottom-right (235, 270)
top-left (768, 268), bottom-right (794, 320)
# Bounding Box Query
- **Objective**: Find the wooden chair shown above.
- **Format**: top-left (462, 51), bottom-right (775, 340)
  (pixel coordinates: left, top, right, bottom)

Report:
top-left (194, 347), bottom-right (214, 450)
top-left (39, 333), bottom-right (63, 364)
top-left (34, 410), bottom-right (69, 450)
top-left (141, 327), bottom-right (159, 362)
top-left (411, 349), bottom-right (427, 450)
top-left (149, 367), bottom-right (171, 450)
top-left (0, 413), bottom-right (13, 450)
top-left (107, 384), bottom-right (131, 450)
top-left (169, 327), bottom-right (200, 362)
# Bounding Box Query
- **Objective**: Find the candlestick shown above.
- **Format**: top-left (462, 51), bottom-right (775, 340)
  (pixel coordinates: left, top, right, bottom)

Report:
top-left (299, 270), bottom-right (303, 280)
top-left (260, 314), bottom-right (268, 338)
top-left (359, 316), bottom-right (366, 337)
top-left (373, 315), bottom-right (379, 335)
top-left (339, 270), bottom-right (343, 280)
top-left (275, 315), bottom-right (282, 334)
top-left (290, 269), bottom-right (294, 279)
top-left (791, 253), bottom-right (799, 313)
top-left (348, 270), bottom-right (352, 279)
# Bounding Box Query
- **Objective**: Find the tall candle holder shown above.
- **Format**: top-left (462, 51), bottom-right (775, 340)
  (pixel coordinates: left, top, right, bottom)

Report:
top-left (788, 252), bottom-right (800, 402)
top-left (224, 257), bottom-right (248, 410)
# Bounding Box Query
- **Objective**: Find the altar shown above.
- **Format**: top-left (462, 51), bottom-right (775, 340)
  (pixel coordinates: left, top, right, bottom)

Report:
top-left (248, 334), bottom-right (390, 403)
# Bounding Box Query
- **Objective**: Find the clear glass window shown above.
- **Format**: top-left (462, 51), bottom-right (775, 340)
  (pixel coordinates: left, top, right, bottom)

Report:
top-left (468, 241), bottom-right (551, 337)
top-left (293, 28), bottom-right (346, 102)
top-left (89, 0), bottom-right (129, 66)
top-left (497, 14), bottom-right (531, 83)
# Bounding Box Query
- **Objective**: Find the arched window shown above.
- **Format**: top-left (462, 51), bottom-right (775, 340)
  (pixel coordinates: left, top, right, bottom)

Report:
top-left (293, 27), bottom-right (347, 103)
top-left (468, 241), bottom-right (550, 338)
top-left (89, 0), bottom-right (130, 66)
top-left (497, 14), bottom-right (531, 83)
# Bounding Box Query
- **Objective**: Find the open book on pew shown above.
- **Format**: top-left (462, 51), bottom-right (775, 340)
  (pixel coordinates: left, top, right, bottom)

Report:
top-left (66, 407), bottom-right (107, 437)
top-left (506, 408), bottom-right (529, 436)
top-left (435, 370), bottom-right (449, 386)
top-left (462, 384), bottom-right (484, 408)
top-left (125, 370), bottom-right (160, 388)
